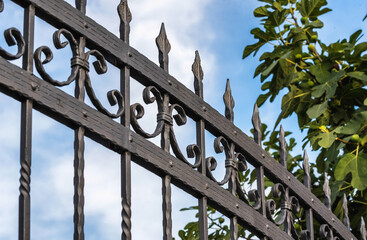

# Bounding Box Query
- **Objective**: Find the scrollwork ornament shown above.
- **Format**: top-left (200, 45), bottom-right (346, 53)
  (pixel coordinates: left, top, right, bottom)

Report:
top-left (0, 27), bottom-right (25, 60)
top-left (34, 29), bottom-right (124, 118)
top-left (266, 183), bottom-right (300, 239)
top-left (319, 224), bottom-right (340, 240)
top-left (206, 136), bottom-right (249, 203)
top-left (130, 86), bottom-right (201, 168)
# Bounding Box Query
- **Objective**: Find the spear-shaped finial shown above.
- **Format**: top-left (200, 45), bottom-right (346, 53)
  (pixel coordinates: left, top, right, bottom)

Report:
top-left (323, 173), bottom-right (331, 210)
top-left (0, 0), bottom-right (4, 12)
top-left (279, 125), bottom-right (287, 168)
top-left (223, 79), bottom-right (234, 122)
top-left (118, 0), bottom-right (132, 43)
top-left (361, 217), bottom-right (366, 240)
top-left (156, 23), bottom-right (171, 73)
top-left (252, 104), bottom-right (262, 147)
top-left (303, 150), bottom-right (311, 189)
top-left (192, 50), bottom-right (204, 97)
top-left (342, 194), bottom-right (350, 229)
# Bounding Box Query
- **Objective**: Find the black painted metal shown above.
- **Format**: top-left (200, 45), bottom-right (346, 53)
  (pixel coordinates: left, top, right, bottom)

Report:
top-left (0, 0), bottom-right (365, 239)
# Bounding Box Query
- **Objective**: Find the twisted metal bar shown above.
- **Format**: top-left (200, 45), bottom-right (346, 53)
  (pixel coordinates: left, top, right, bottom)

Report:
top-left (19, 4), bottom-right (35, 240)
top-left (118, 0), bottom-right (132, 239)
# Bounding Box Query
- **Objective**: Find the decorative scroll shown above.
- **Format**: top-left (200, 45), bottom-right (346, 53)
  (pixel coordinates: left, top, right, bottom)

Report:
top-left (206, 80), bottom-right (249, 205)
top-left (319, 224), bottom-right (340, 240)
top-left (264, 126), bottom-right (301, 239)
top-left (130, 86), bottom-right (201, 168)
top-left (34, 29), bottom-right (124, 118)
top-left (0, 0), bottom-right (25, 60)
top-left (0, 27), bottom-right (25, 60)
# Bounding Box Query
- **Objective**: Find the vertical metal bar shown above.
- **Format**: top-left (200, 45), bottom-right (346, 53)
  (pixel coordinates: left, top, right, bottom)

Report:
top-left (118, 1), bottom-right (132, 239)
top-left (74, 1), bottom-right (87, 240)
top-left (252, 104), bottom-right (268, 240)
top-left (223, 79), bottom-right (237, 240)
top-left (19, 4), bottom-right (35, 240)
top-left (192, 51), bottom-right (208, 239)
top-left (303, 151), bottom-right (314, 240)
top-left (156, 23), bottom-right (172, 240)
top-left (229, 170), bottom-right (238, 240)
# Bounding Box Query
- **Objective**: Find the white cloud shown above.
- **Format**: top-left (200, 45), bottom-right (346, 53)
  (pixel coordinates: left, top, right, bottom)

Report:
top-left (1, 0), bottom-right (217, 239)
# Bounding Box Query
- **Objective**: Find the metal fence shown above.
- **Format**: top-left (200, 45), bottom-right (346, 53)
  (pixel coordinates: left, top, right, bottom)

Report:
top-left (0, 0), bottom-right (366, 239)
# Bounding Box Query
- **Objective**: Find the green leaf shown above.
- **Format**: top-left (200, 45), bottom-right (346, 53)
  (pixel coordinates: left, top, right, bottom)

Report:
top-left (297, 0), bottom-right (331, 18)
top-left (318, 131), bottom-right (336, 148)
top-left (304, 19), bottom-right (324, 28)
top-left (364, 14), bottom-right (367, 21)
top-left (347, 71), bottom-right (367, 84)
top-left (335, 110), bottom-right (367, 134)
top-left (254, 6), bottom-right (270, 17)
top-left (309, 62), bottom-right (332, 83)
top-left (311, 70), bottom-right (345, 99)
top-left (272, 2), bottom-right (283, 11)
top-left (256, 92), bottom-right (271, 107)
top-left (335, 152), bottom-right (367, 190)
top-left (306, 101), bottom-right (328, 119)
top-left (243, 41), bottom-right (267, 59)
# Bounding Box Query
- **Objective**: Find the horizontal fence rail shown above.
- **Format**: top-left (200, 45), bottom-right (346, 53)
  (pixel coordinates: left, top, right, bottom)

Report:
top-left (0, 0), bottom-right (365, 239)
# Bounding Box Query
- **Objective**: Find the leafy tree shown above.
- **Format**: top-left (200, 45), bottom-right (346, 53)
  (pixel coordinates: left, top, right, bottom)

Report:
top-left (179, 0), bottom-right (367, 238)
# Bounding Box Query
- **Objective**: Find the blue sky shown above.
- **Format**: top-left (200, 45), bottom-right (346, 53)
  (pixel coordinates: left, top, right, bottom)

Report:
top-left (1, 0), bottom-right (367, 239)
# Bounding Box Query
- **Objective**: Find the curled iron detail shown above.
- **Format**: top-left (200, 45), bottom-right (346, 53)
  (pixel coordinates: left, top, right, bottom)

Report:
top-left (34, 29), bottom-right (124, 118)
top-left (206, 136), bottom-right (249, 203)
top-left (0, 27), bottom-right (25, 60)
top-left (266, 183), bottom-right (300, 238)
top-left (319, 224), bottom-right (340, 240)
top-left (130, 86), bottom-right (201, 168)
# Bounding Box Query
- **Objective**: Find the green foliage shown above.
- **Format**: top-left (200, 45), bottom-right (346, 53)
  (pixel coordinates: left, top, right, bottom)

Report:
top-left (179, 0), bottom-right (367, 238)
top-left (242, 0), bottom-right (367, 236)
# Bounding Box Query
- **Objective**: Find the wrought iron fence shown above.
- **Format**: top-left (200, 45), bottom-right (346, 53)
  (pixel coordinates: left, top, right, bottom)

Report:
top-left (0, 0), bottom-right (366, 239)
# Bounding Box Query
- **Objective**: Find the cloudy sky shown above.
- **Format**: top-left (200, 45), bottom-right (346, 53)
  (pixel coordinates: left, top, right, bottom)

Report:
top-left (1, 0), bottom-right (367, 239)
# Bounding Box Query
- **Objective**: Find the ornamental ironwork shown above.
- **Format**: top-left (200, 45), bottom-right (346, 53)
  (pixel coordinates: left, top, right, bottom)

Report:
top-left (0, 0), bottom-right (365, 240)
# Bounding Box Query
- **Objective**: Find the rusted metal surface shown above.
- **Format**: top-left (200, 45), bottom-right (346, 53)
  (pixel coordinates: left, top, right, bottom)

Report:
top-left (0, 0), bottom-right (364, 239)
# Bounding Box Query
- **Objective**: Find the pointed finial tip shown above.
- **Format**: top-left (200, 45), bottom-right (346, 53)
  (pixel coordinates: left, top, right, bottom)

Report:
top-left (118, 0), bottom-right (132, 24)
top-left (192, 50), bottom-right (204, 85)
top-left (223, 78), bottom-right (235, 122)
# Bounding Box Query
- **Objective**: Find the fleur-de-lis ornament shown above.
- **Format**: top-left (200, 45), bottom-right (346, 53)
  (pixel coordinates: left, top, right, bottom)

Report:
top-left (206, 79), bottom-right (248, 204)
top-left (265, 126), bottom-right (300, 239)
top-left (34, 29), bottom-right (124, 118)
